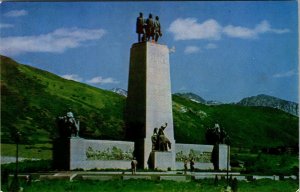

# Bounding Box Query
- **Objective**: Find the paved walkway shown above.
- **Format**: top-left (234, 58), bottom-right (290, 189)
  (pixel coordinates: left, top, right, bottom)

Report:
top-left (11, 171), bottom-right (297, 182)
top-left (1, 156), bottom-right (40, 164)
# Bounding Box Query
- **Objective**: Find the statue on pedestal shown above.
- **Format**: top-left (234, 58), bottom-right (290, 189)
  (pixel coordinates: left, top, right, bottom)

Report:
top-left (136, 12), bottom-right (163, 43)
top-left (57, 109), bottom-right (80, 138)
top-left (205, 123), bottom-right (230, 170)
top-left (205, 123), bottom-right (229, 145)
top-left (151, 123), bottom-right (171, 151)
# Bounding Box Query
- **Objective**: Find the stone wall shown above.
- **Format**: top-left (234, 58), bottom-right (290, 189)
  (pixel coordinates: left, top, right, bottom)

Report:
top-left (68, 139), bottom-right (229, 170)
top-left (175, 143), bottom-right (229, 170)
top-left (70, 138), bottom-right (134, 170)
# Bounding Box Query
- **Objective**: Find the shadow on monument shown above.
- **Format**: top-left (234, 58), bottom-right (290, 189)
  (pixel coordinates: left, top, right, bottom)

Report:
top-left (124, 122), bottom-right (145, 169)
top-left (52, 138), bottom-right (70, 170)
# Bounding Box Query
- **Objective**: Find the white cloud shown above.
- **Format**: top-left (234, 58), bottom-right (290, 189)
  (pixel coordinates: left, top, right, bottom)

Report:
top-left (61, 74), bottom-right (119, 85)
top-left (273, 70), bottom-right (297, 78)
top-left (178, 86), bottom-right (187, 91)
top-left (223, 25), bottom-right (256, 39)
top-left (168, 18), bottom-right (222, 40)
top-left (205, 43), bottom-right (217, 49)
top-left (269, 28), bottom-right (290, 34)
top-left (184, 46), bottom-right (200, 54)
top-left (255, 20), bottom-right (290, 34)
top-left (4, 10), bottom-right (28, 17)
top-left (61, 74), bottom-right (83, 82)
top-left (255, 20), bottom-right (271, 33)
top-left (169, 18), bottom-right (290, 41)
top-left (0, 23), bottom-right (14, 29)
top-left (0, 27), bottom-right (106, 55)
top-left (223, 20), bottom-right (289, 39)
top-left (86, 76), bottom-right (119, 84)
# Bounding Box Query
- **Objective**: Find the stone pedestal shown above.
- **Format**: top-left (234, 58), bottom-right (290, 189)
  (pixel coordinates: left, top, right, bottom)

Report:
top-left (218, 144), bottom-right (230, 170)
top-left (211, 144), bottom-right (230, 171)
top-left (52, 138), bottom-right (70, 170)
top-left (126, 42), bottom-right (175, 169)
top-left (150, 151), bottom-right (175, 170)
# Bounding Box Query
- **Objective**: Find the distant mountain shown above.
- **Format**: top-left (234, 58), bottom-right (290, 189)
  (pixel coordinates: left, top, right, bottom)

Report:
top-left (174, 92), bottom-right (206, 104)
top-left (111, 88), bottom-right (127, 97)
top-left (206, 100), bottom-right (223, 105)
top-left (174, 92), bottom-right (222, 105)
top-left (237, 94), bottom-right (298, 116)
top-left (176, 92), bottom-right (298, 116)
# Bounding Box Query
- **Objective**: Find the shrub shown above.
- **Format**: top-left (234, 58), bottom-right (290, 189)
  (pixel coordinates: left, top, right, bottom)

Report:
top-left (1, 160), bottom-right (53, 175)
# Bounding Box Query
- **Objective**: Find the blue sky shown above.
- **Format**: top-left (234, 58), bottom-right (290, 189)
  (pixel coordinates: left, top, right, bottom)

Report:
top-left (0, 2), bottom-right (298, 103)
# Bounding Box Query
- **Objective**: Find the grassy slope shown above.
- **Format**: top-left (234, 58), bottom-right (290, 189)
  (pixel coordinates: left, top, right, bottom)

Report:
top-left (0, 55), bottom-right (126, 143)
top-left (172, 95), bottom-right (298, 148)
top-left (1, 55), bottom-right (298, 149)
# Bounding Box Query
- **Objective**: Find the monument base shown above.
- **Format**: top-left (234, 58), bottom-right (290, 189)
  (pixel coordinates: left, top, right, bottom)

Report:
top-left (218, 144), bottom-right (230, 170)
top-left (150, 151), bottom-right (175, 171)
top-left (53, 138), bottom-right (70, 170)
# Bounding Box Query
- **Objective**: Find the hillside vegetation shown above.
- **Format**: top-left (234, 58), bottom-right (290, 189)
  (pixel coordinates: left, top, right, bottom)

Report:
top-left (0, 55), bottom-right (125, 143)
top-left (172, 96), bottom-right (298, 147)
top-left (1, 55), bottom-right (298, 149)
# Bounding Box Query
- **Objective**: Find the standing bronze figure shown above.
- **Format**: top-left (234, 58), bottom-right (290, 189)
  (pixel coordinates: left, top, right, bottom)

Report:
top-left (136, 13), bottom-right (162, 43)
top-left (151, 128), bottom-right (159, 150)
top-left (154, 16), bottom-right (162, 42)
top-left (136, 12), bottom-right (146, 42)
top-left (146, 13), bottom-right (155, 42)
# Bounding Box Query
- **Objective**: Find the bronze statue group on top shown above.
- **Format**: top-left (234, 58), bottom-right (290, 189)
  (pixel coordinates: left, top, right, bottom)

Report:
top-left (136, 12), bottom-right (162, 43)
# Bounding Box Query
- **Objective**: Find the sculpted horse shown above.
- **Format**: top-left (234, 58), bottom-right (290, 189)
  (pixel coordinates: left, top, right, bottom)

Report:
top-left (158, 134), bottom-right (171, 151)
top-left (151, 123), bottom-right (172, 152)
top-left (157, 123), bottom-right (171, 151)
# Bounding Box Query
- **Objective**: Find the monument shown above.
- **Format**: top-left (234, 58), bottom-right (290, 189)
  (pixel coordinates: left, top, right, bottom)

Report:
top-left (126, 41), bottom-right (175, 170)
top-left (126, 13), bottom-right (228, 170)
top-left (52, 13), bottom-right (229, 171)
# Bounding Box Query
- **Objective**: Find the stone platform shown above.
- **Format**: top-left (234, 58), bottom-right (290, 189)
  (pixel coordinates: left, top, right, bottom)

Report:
top-left (17, 171), bottom-right (291, 183)
top-left (53, 137), bottom-right (230, 171)
top-left (150, 151), bottom-right (175, 170)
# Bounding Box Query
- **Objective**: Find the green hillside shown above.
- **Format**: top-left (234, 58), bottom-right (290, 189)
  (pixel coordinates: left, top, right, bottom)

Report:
top-left (1, 55), bottom-right (298, 149)
top-left (172, 96), bottom-right (298, 148)
top-left (0, 55), bottom-right (126, 144)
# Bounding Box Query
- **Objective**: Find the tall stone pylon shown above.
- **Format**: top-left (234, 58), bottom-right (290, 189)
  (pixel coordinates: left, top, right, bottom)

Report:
top-left (126, 42), bottom-right (175, 169)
